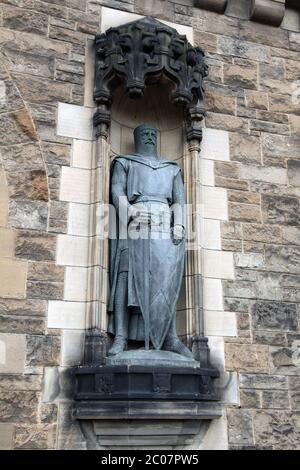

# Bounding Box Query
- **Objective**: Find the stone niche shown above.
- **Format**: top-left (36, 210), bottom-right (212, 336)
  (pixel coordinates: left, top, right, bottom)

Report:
top-left (73, 16), bottom-right (222, 450)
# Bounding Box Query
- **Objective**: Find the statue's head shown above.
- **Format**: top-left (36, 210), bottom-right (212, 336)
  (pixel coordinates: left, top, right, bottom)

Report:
top-left (134, 124), bottom-right (157, 157)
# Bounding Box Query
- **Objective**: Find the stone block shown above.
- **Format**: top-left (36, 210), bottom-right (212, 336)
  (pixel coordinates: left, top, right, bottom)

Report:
top-left (2, 5), bottom-right (48, 36)
top-left (227, 409), bottom-right (254, 445)
top-left (265, 245), bottom-right (300, 274)
top-left (9, 200), bottom-right (48, 231)
top-left (240, 373), bottom-right (288, 390)
top-left (202, 186), bottom-right (228, 220)
top-left (61, 329), bottom-right (85, 366)
top-left (252, 301), bottom-right (298, 331)
top-left (57, 103), bottom-right (94, 141)
top-left (261, 390), bottom-right (289, 409)
top-left (0, 333), bottom-right (25, 374)
top-left (194, 31), bottom-right (218, 54)
top-left (7, 170), bottom-right (48, 202)
top-left (203, 219), bottom-right (221, 250)
top-left (240, 390), bottom-right (261, 409)
top-left (250, 119), bottom-right (290, 136)
top-left (228, 190), bottom-right (260, 205)
top-left (60, 167), bottom-right (92, 204)
top-left (253, 411), bottom-right (300, 449)
top-left (16, 231), bottom-right (56, 262)
top-left (242, 223), bottom-right (281, 243)
top-left (234, 253), bottom-right (265, 269)
top-left (216, 176), bottom-right (249, 191)
top-left (1, 143), bottom-right (44, 172)
top-left (26, 335), bottom-right (61, 367)
top-left (0, 424), bottom-right (14, 450)
top-left (14, 74), bottom-right (71, 105)
top-left (204, 310), bottom-right (237, 337)
top-left (225, 343), bottom-right (269, 373)
top-left (68, 203), bottom-right (90, 237)
top-left (27, 280), bottom-right (64, 301)
top-left (201, 128), bottom-right (230, 161)
top-left (287, 160), bottom-right (300, 187)
top-left (14, 424), bottom-right (57, 450)
top-left (253, 330), bottom-right (286, 346)
top-left (0, 390), bottom-right (39, 423)
top-left (42, 142), bottom-right (71, 166)
top-left (200, 159), bottom-right (215, 186)
top-left (218, 36), bottom-right (271, 62)
top-left (0, 228), bottom-right (15, 258)
top-left (203, 250), bottom-right (234, 279)
top-left (215, 161), bottom-right (240, 179)
top-left (224, 63), bottom-right (258, 89)
top-left (229, 203), bottom-right (262, 223)
top-left (0, 109), bottom-right (37, 146)
top-left (47, 301), bottom-right (87, 329)
top-left (0, 259), bottom-right (27, 298)
top-left (240, 165), bottom-right (287, 185)
top-left (205, 113), bottom-right (248, 134)
top-left (57, 235), bottom-right (89, 267)
top-left (72, 139), bottom-right (94, 169)
top-left (245, 90), bottom-right (269, 110)
top-left (229, 133), bottom-right (261, 164)
top-left (206, 90), bottom-right (236, 115)
top-left (282, 226), bottom-right (300, 246)
top-left (203, 279), bottom-right (223, 311)
top-left (224, 280), bottom-right (257, 299)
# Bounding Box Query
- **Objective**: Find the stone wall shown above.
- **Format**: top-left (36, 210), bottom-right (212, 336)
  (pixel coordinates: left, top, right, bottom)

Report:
top-left (0, 0), bottom-right (299, 450)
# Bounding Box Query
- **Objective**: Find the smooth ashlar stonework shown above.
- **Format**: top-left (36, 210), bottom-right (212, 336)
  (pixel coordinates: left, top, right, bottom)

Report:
top-left (202, 186), bottom-right (228, 220)
top-left (204, 311), bottom-right (237, 337)
top-left (57, 103), bottom-right (95, 141)
top-left (0, 259), bottom-right (27, 298)
top-left (47, 301), bottom-right (87, 330)
top-left (56, 235), bottom-right (89, 267)
top-left (60, 167), bottom-right (92, 204)
top-left (61, 329), bottom-right (85, 366)
top-left (203, 279), bottom-right (224, 311)
top-left (0, 333), bottom-right (26, 374)
top-left (0, 424), bottom-right (14, 450)
top-left (203, 250), bottom-right (234, 279)
top-left (201, 128), bottom-right (230, 161)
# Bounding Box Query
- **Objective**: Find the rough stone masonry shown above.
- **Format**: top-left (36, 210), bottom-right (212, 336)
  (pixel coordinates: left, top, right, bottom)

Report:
top-left (0, 0), bottom-right (299, 450)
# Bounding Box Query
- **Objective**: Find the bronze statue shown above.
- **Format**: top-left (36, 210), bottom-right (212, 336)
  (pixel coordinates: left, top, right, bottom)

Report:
top-left (108, 124), bottom-right (192, 359)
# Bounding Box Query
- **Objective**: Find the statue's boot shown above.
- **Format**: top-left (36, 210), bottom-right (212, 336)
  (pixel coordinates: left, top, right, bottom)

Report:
top-left (108, 335), bottom-right (127, 356)
top-left (163, 334), bottom-right (194, 359)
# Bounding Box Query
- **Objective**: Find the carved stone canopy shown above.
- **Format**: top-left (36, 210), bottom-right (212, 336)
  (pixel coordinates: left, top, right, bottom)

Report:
top-left (93, 16), bottom-right (208, 141)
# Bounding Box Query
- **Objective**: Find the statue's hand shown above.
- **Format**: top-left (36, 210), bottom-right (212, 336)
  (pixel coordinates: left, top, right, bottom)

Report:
top-left (172, 225), bottom-right (185, 245)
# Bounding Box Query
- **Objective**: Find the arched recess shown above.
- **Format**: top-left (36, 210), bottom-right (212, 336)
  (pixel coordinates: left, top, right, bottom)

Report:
top-left (84, 16), bottom-right (210, 365)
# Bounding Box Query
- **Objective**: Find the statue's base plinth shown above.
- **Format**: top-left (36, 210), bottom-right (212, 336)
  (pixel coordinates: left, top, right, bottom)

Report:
top-left (74, 361), bottom-right (219, 403)
top-left (106, 348), bottom-right (198, 368)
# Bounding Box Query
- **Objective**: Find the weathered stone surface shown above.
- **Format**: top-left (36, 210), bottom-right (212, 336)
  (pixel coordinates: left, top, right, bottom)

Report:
top-left (194, 31), bottom-right (218, 54)
top-left (254, 330), bottom-right (287, 347)
top-left (13, 74), bottom-right (71, 104)
top-left (9, 200), bottom-right (48, 230)
top-left (245, 90), bottom-right (268, 110)
top-left (14, 424), bottom-right (57, 450)
top-left (262, 134), bottom-right (298, 159)
top-left (215, 161), bottom-right (240, 179)
top-left (42, 142), bottom-right (71, 166)
top-left (224, 297), bottom-right (250, 313)
top-left (224, 280), bottom-right (257, 299)
top-left (262, 390), bottom-right (289, 410)
top-left (240, 374), bottom-right (288, 390)
top-left (0, 315), bottom-right (45, 335)
top-left (270, 346), bottom-right (296, 369)
top-left (27, 262), bottom-right (64, 282)
top-left (0, 374), bottom-right (42, 391)
top-left (228, 190), bottom-right (260, 205)
top-left (0, 78), bottom-right (24, 114)
top-left (27, 281), bottom-right (64, 300)
top-left (0, 110), bottom-right (37, 146)
top-left (242, 223), bottom-right (281, 243)
top-left (0, 391), bottom-right (39, 423)
top-left (0, 143), bottom-right (44, 172)
top-left (134, 0), bottom-right (173, 20)
top-left (234, 252), bottom-right (264, 269)
top-left (2, 5), bottom-right (48, 36)
top-left (252, 301), bottom-right (298, 331)
top-left (239, 20), bottom-right (289, 49)
top-left (224, 63), bottom-right (258, 89)
top-left (227, 409), bottom-right (254, 445)
top-left (205, 112), bottom-right (248, 133)
top-left (7, 170), bottom-right (48, 201)
top-left (221, 221), bottom-right (243, 240)
top-left (262, 195), bottom-right (299, 225)
top-left (225, 343), bottom-right (269, 373)
top-left (218, 36), bottom-right (271, 62)
top-left (0, 298), bottom-right (46, 317)
top-left (265, 245), bottom-right (300, 274)
top-left (215, 176), bottom-right (249, 191)
top-left (250, 120), bottom-right (290, 136)
top-left (26, 335), bottom-right (61, 367)
top-left (16, 231), bottom-right (56, 261)
top-left (240, 389), bottom-right (261, 409)
top-left (230, 133), bottom-right (262, 164)
top-left (49, 25), bottom-right (86, 45)
top-left (253, 411), bottom-right (300, 449)
top-left (282, 227), bottom-right (300, 246)
top-left (287, 160), bottom-right (300, 187)
top-left (40, 403), bottom-right (58, 424)
top-left (229, 203), bottom-right (262, 223)
top-left (206, 91), bottom-right (236, 115)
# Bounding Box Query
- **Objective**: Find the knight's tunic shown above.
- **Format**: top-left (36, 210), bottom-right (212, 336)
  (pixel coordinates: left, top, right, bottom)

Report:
top-left (108, 154), bottom-right (185, 348)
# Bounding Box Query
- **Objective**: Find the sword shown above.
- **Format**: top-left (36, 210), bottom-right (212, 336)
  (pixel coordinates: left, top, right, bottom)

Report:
top-left (142, 207), bottom-right (151, 351)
